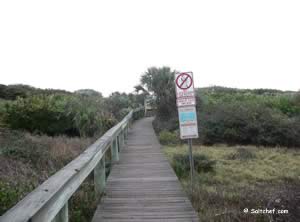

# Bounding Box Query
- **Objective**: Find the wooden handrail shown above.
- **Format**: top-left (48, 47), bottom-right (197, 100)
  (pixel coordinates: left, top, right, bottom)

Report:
top-left (0, 107), bottom-right (144, 222)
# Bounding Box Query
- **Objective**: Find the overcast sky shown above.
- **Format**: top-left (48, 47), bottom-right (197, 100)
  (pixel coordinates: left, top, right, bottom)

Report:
top-left (0, 0), bottom-right (299, 96)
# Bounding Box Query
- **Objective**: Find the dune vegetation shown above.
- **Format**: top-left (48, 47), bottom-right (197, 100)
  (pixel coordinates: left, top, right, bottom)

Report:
top-left (0, 84), bottom-right (146, 221)
top-left (163, 145), bottom-right (300, 222)
top-left (1, 67), bottom-right (299, 221)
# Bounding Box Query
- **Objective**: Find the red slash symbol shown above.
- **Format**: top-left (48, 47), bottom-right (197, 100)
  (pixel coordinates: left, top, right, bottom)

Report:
top-left (176, 73), bottom-right (193, 90)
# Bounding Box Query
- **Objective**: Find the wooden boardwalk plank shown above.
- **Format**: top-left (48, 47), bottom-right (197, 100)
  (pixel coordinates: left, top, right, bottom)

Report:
top-left (92, 117), bottom-right (199, 222)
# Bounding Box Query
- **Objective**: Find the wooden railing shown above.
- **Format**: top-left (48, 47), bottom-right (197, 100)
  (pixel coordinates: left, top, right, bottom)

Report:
top-left (0, 108), bottom-right (144, 222)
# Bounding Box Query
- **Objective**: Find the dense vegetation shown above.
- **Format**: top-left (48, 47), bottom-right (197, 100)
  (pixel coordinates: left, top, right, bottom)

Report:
top-left (0, 84), bottom-right (145, 220)
top-left (0, 84), bottom-right (145, 137)
top-left (139, 67), bottom-right (300, 147)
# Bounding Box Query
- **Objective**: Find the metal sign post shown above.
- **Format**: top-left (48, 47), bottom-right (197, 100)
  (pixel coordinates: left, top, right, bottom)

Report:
top-left (188, 139), bottom-right (194, 195)
top-left (175, 72), bottom-right (198, 197)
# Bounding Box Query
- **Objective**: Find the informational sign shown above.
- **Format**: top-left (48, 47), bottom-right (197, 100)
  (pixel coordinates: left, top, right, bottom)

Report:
top-left (175, 72), bottom-right (198, 193)
top-left (178, 106), bottom-right (199, 139)
top-left (175, 72), bottom-right (196, 107)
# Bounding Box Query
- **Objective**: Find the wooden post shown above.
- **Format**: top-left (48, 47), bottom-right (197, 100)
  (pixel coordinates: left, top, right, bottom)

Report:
top-left (117, 135), bottom-right (120, 152)
top-left (122, 130), bottom-right (125, 145)
top-left (51, 202), bottom-right (68, 222)
top-left (111, 139), bottom-right (119, 163)
top-left (119, 131), bottom-right (124, 148)
top-left (125, 125), bottom-right (128, 139)
top-left (94, 156), bottom-right (106, 197)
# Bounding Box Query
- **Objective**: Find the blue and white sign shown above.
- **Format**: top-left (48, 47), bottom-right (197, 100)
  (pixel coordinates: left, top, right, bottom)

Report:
top-left (179, 110), bottom-right (197, 122)
top-left (178, 106), bottom-right (199, 139)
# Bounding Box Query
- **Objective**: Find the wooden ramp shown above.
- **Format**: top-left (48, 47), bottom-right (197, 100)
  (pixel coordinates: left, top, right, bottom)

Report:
top-left (92, 117), bottom-right (199, 222)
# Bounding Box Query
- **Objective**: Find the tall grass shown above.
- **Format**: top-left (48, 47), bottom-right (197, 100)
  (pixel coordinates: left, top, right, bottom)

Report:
top-left (164, 145), bottom-right (300, 222)
top-left (0, 129), bottom-right (94, 219)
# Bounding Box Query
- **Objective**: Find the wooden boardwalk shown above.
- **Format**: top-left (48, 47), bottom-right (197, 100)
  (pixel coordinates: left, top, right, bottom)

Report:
top-left (92, 117), bottom-right (199, 222)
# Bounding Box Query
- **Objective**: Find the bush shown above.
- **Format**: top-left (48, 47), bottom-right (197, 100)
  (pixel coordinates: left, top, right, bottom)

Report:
top-left (68, 95), bottom-right (117, 137)
top-left (159, 130), bottom-right (179, 145)
top-left (172, 153), bottom-right (216, 178)
top-left (199, 101), bottom-right (300, 147)
top-left (4, 94), bottom-right (77, 136)
top-left (105, 92), bottom-right (143, 120)
top-left (3, 94), bottom-right (117, 137)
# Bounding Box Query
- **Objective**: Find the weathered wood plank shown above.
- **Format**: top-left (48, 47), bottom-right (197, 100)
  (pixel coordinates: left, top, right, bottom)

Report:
top-left (111, 139), bottom-right (119, 163)
top-left (92, 117), bottom-right (199, 222)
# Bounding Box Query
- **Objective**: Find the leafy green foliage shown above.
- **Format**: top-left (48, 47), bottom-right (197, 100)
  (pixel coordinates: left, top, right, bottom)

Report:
top-left (4, 94), bottom-right (77, 136)
top-left (105, 92), bottom-right (145, 120)
top-left (0, 83), bottom-right (145, 138)
top-left (3, 94), bottom-right (118, 137)
top-left (198, 92), bottom-right (300, 147)
top-left (67, 95), bottom-right (116, 137)
top-left (104, 92), bottom-right (132, 119)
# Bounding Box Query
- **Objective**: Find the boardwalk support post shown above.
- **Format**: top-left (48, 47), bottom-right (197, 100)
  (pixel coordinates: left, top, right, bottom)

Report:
top-left (117, 135), bottom-right (121, 152)
top-left (120, 130), bottom-right (124, 147)
top-left (94, 156), bottom-right (106, 197)
top-left (118, 134), bottom-right (122, 150)
top-left (51, 202), bottom-right (68, 222)
top-left (125, 126), bottom-right (128, 140)
top-left (111, 139), bottom-right (119, 163)
top-left (122, 130), bottom-right (125, 146)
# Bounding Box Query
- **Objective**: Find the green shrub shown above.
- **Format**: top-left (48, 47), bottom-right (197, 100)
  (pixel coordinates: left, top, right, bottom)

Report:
top-left (172, 153), bottom-right (216, 178)
top-left (199, 100), bottom-right (300, 147)
top-left (4, 94), bottom-right (76, 136)
top-left (3, 94), bottom-right (117, 137)
top-left (159, 130), bottom-right (179, 145)
top-left (105, 92), bottom-right (143, 120)
top-left (68, 95), bottom-right (117, 137)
